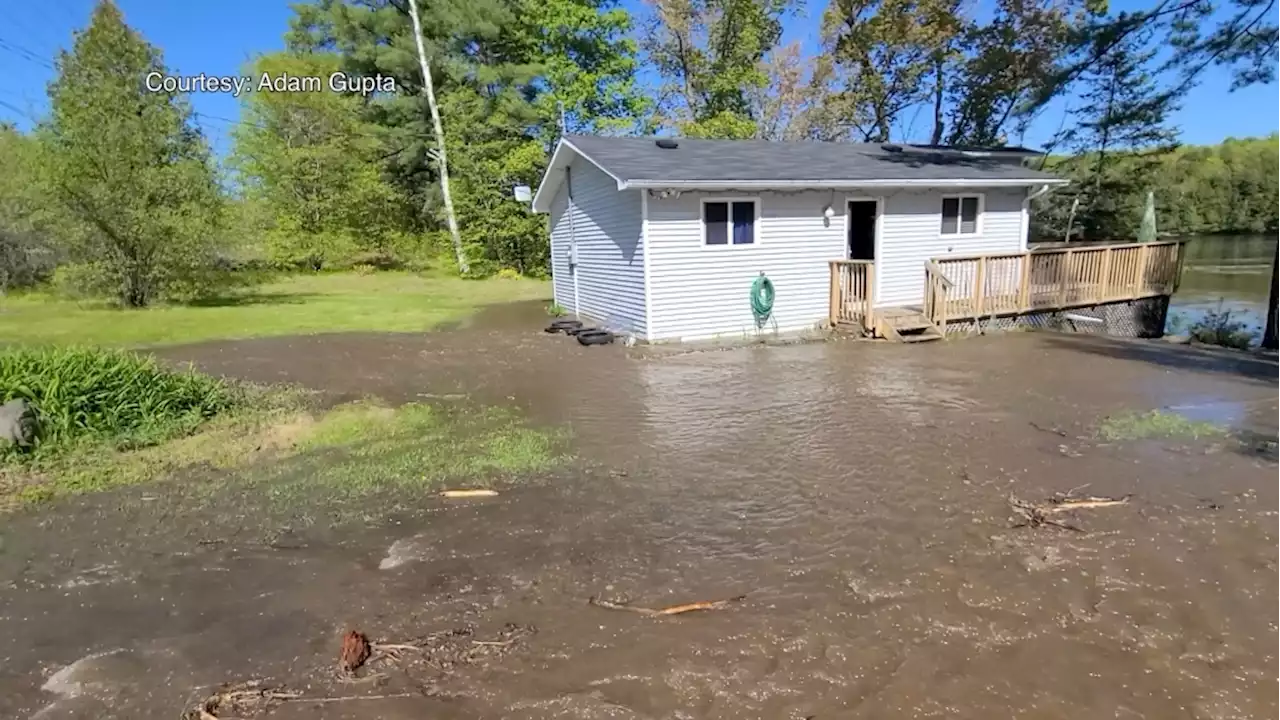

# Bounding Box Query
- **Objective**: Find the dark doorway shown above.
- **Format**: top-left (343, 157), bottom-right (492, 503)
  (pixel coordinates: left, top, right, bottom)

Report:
top-left (848, 200), bottom-right (877, 260)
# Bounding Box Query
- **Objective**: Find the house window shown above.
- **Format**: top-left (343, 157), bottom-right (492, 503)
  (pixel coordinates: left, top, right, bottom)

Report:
top-left (941, 195), bottom-right (981, 235)
top-left (703, 199), bottom-right (756, 245)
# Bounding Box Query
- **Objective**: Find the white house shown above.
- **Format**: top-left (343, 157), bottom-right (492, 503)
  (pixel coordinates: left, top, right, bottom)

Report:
top-left (531, 135), bottom-right (1067, 343)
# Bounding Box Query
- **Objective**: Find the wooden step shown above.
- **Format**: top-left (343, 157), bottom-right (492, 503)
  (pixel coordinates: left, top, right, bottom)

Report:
top-left (877, 307), bottom-right (944, 343)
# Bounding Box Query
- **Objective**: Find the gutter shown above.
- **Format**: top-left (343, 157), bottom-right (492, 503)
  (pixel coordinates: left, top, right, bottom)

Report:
top-left (1019, 183), bottom-right (1058, 252)
top-left (625, 178), bottom-right (1070, 191)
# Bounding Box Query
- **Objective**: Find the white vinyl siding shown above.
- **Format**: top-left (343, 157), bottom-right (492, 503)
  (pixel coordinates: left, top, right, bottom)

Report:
top-left (645, 190), bottom-right (845, 341)
top-left (548, 184), bottom-right (573, 311)
top-left (547, 157), bottom-right (646, 335)
top-left (875, 188), bottom-right (1027, 307)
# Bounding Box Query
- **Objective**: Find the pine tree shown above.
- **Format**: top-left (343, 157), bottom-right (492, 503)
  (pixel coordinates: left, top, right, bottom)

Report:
top-left (44, 0), bottom-right (222, 306)
top-left (1056, 25), bottom-right (1180, 239)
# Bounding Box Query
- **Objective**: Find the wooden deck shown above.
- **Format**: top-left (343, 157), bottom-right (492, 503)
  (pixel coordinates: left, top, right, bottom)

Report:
top-left (830, 241), bottom-right (1188, 337)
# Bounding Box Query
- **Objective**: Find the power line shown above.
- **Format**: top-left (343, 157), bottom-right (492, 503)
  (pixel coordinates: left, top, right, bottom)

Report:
top-left (0, 37), bottom-right (55, 70)
top-left (0, 98), bottom-right (42, 122)
top-left (0, 8), bottom-right (66, 59)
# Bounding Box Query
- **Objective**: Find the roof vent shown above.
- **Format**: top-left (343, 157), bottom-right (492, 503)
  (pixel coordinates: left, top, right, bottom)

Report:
top-left (655, 138), bottom-right (679, 150)
top-left (881, 143), bottom-right (903, 153)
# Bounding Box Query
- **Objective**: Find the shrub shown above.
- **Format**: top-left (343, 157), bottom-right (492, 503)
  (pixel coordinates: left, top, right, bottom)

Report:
top-left (496, 268), bottom-right (523, 280)
top-left (50, 262), bottom-right (116, 301)
top-left (0, 228), bottom-right (60, 292)
top-left (0, 347), bottom-right (235, 455)
top-left (1188, 304), bottom-right (1257, 350)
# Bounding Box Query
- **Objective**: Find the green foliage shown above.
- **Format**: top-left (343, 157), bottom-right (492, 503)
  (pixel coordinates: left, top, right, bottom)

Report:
top-left (285, 0), bottom-right (646, 276)
top-left (1188, 304), bottom-right (1258, 349)
top-left (1097, 409), bottom-right (1227, 441)
top-left (0, 128), bottom-right (68, 291)
top-left (1033, 136), bottom-right (1279, 240)
top-left (42, 2), bottom-right (227, 306)
top-left (230, 52), bottom-right (413, 271)
top-left (823, 0), bottom-right (966, 143)
top-left (641, 0), bottom-right (791, 137)
top-left (0, 347), bottom-right (234, 456)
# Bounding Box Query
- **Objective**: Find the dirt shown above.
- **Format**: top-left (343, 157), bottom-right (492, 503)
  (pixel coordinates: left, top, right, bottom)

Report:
top-left (1, 303), bottom-right (1276, 719)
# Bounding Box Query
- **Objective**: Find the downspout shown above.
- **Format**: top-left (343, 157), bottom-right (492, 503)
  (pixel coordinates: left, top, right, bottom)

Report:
top-left (1021, 184), bottom-right (1052, 251)
top-left (567, 167), bottom-right (580, 316)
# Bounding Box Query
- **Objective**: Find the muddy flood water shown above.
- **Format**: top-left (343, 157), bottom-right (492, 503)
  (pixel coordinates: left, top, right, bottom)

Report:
top-left (2, 305), bottom-right (1277, 720)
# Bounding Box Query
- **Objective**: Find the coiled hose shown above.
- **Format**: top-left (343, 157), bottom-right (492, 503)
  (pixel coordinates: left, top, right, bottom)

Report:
top-left (750, 273), bottom-right (775, 326)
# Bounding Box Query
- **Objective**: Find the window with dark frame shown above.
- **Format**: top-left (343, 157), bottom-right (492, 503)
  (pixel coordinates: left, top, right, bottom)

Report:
top-left (941, 195), bottom-right (980, 235)
top-left (703, 200), bottom-right (756, 245)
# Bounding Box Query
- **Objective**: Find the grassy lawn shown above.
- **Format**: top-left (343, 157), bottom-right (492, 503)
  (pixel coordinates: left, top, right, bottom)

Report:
top-left (0, 271), bottom-right (550, 347)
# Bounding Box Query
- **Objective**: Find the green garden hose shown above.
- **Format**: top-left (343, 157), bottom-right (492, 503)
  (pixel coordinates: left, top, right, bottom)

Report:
top-left (750, 273), bottom-right (775, 326)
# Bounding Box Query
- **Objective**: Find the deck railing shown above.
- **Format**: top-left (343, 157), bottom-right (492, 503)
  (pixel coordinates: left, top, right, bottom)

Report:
top-left (926, 240), bottom-right (1186, 327)
top-left (923, 260), bottom-right (954, 333)
top-left (829, 260), bottom-right (875, 333)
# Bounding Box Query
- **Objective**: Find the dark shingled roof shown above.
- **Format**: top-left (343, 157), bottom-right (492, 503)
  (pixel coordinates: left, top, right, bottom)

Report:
top-left (564, 135), bottom-right (1061, 184)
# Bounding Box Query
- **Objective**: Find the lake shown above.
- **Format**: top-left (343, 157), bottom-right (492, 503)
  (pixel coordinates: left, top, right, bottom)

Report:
top-left (1169, 234), bottom-right (1276, 339)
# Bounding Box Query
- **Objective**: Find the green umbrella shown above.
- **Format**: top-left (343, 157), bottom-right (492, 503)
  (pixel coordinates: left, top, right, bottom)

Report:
top-left (1137, 191), bottom-right (1157, 243)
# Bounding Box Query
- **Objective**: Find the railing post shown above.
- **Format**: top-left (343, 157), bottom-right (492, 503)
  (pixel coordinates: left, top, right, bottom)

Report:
top-left (1099, 246), bottom-right (1113, 301)
top-left (974, 256), bottom-right (986, 316)
top-left (1057, 250), bottom-right (1073, 306)
top-left (865, 262), bottom-right (876, 333)
top-left (1138, 243), bottom-right (1150, 295)
top-left (1171, 240), bottom-right (1187, 293)
top-left (1018, 253), bottom-right (1031, 311)
top-left (828, 261), bottom-right (839, 327)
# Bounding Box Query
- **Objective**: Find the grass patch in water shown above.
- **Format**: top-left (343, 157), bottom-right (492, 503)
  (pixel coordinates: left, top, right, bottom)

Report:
top-left (3, 397), bottom-right (567, 509)
top-left (259, 401), bottom-right (567, 505)
top-left (1097, 409), bottom-right (1228, 442)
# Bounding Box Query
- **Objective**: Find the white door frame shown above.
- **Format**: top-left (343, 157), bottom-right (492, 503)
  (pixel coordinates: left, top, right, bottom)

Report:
top-left (844, 195), bottom-right (884, 306)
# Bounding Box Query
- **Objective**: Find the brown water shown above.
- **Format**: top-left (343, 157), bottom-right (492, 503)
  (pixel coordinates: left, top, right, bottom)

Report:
top-left (1, 309), bottom-right (1276, 719)
top-left (1169, 234), bottom-right (1276, 338)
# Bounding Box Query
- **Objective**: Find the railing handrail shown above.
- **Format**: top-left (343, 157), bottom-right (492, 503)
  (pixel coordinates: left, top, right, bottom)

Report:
top-left (925, 260), bottom-right (954, 289)
top-left (938, 240), bottom-right (1184, 264)
top-left (829, 259), bottom-right (875, 266)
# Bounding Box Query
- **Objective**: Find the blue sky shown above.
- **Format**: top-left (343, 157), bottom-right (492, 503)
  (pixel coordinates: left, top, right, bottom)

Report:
top-left (1, 0), bottom-right (1276, 157)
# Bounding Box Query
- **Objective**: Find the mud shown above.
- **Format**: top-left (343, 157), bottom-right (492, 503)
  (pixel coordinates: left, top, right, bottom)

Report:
top-left (2, 305), bottom-right (1276, 719)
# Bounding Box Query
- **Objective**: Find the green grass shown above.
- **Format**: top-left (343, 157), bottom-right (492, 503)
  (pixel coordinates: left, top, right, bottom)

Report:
top-left (0, 346), bottom-right (235, 455)
top-left (0, 271), bottom-right (549, 347)
top-left (2, 397), bottom-right (567, 509)
top-left (1097, 409), bottom-right (1228, 442)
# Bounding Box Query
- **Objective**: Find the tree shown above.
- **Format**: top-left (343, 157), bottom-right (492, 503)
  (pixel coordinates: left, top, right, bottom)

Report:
top-left (1052, 23), bottom-right (1180, 238)
top-left (823, 0), bottom-right (967, 143)
top-left (407, 0), bottom-right (468, 274)
top-left (230, 52), bottom-right (411, 270)
top-left (287, 0), bottom-right (646, 274)
top-left (43, 1), bottom-right (223, 306)
top-left (946, 0), bottom-right (1086, 146)
top-left (0, 128), bottom-right (66, 291)
top-left (1264, 244), bottom-right (1277, 350)
top-left (640, 0), bottom-right (792, 138)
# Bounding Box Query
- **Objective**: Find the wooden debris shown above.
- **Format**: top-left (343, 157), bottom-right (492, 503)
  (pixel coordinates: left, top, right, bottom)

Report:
top-left (1008, 495), bottom-right (1084, 532)
top-left (589, 594), bottom-right (748, 617)
top-left (439, 489), bottom-right (498, 498)
top-left (339, 630), bottom-right (371, 674)
top-left (1009, 488), bottom-right (1134, 532)
top-left (186, 680), bottom-right (301, 719)
top-left (1046, 495), bottom-right (1132, 512)
top-left (1029, 421), bottom-right (1069, 437)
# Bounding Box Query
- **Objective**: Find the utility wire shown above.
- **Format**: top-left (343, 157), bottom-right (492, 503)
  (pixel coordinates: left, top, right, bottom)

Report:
top-left (0, 37), bottom-right (55, 70)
